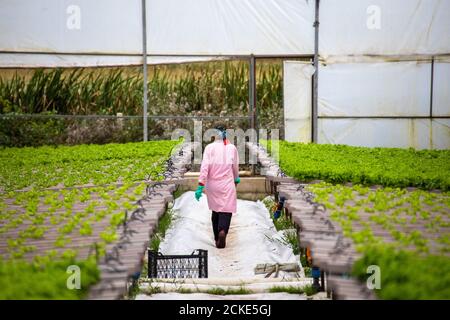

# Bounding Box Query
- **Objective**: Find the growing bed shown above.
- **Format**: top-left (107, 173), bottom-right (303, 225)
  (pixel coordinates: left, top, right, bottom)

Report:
top-left (0, 140), bottom-right (179, 299)
top-left (263, 141), bottom-right (450, 299)
top-left (268, 141), bottom-right (450, 190)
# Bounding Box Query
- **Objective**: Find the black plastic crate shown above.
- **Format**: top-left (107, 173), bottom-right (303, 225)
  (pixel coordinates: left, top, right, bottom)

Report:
top-left (148, 249), bottom-right (208, 278)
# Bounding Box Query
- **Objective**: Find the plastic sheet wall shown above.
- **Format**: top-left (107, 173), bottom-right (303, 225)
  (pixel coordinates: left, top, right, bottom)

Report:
top-left (0, 53), bottom-right (225, 68)
top-left (318, 119), bottom-right (450, 150)
top-left (0, 0), bottom-right (315, 67)
top-left (318, 61), bottom-right (432, 117)
top-left (147, 0), bottom-right (314, 55)
top-left (315, 0), bottom-right (450, 149)
top-left (0, 0), bottom-right (142, 54)
top-left (2, 0), bottom-right (448, 60)
top-left (283, 61), bottom-right (315, 142)
top-left (320, 0), bottom-right (450, 57)
top-left (1, 0), bottom-right (449, 149)
top-left (434, 57), bottom-right (450, 117)
top-left (316, 59), bottom-right (450, 149)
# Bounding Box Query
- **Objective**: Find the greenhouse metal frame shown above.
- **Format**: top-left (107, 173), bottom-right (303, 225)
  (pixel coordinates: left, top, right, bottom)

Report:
top-left (0, 0), bottom-right (449, 149)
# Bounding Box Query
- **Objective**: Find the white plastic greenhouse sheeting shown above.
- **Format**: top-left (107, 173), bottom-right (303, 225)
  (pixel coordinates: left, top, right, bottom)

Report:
top-left (0, 0), bottom-right (226, 67)
top-left (1, 0), bottom-right (448, 61)
top-left (159, 192), bottom-right (300, 278)
top-left (314, 59), bottom-right (450, 149)
top-left (318, 61), bottom-right (432, 117)
top-left (0, 0), bottom-right (142, 54)
top-left (283, 61), bottom-right (314, 143)
top-left (0, 0), bottom-right (315, 65)
top-left (283, 57), bottom-right (450, 148)
top-left (0, 54), bottom-right (141, 68)
top-left (319, 0), bottom-right (450, 57)
top-left (147, 0), bottom-right (314, 55)
top-left (318, 119), bottom-right (450, 150)
top-left (0, 53), bottom-right (226, 68)
top-left (434, 58), bottom-right (450, 117)
top-left (0, 0), bottom-right (449, 148)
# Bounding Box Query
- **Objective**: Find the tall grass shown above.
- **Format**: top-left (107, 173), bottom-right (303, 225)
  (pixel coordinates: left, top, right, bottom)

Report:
top-left (0, 61), bottom-right (282, 122)
top-left (0, 61), bottom-right (284, 146)
top-left (205, 286), bottom-right (251, 295)
top-left (0, 68), bottom-right (143, 115)
top-left (263, 195), bottom-right (300, 255)
top-left (269, 285), bottom-right (316, 295)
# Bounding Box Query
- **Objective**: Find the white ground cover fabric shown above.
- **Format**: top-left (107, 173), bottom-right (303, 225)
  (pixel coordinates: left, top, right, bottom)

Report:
top-left (159, 191), bottom-right (301, 278)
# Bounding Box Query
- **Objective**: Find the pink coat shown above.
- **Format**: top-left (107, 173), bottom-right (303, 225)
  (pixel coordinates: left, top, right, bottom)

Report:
top-left (198, 139), bottom-right (239, 213)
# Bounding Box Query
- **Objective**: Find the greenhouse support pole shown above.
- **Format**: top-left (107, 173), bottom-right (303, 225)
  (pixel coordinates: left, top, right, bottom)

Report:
top-left (249, 55), bottom-right (257, 175)
top-left (142, 0), bottom-right (148, 142)
top-left (430, 56), bottom-right (434, 118)
top-left (250, 55), bottom-right (257, 141)
top-left (312, 0), bottom-right (320, 143)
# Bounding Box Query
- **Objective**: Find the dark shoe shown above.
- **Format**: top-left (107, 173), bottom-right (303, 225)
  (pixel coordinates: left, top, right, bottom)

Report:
top-left (217, 230), bottom-right (226, 249)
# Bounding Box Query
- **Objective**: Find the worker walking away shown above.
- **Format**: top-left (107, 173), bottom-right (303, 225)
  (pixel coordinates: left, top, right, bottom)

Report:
top-left (195, 124), bottom-right (240, 249)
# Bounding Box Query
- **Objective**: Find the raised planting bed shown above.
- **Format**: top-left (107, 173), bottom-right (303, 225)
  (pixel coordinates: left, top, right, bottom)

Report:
top-left (263, 141), bottom-right (450, 191)
top-left (307, 182), bottom-right (450, 300)
top-left (307, 183), bottom-right (449, 255)
top-left (0, 140), bottom-right (182, 299)
top-left (253, 142), bottom-right (450, 299)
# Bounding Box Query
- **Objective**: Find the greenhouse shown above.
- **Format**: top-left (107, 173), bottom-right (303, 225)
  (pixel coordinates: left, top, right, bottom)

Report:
top-left (0, 0), bottom-right (449, 305)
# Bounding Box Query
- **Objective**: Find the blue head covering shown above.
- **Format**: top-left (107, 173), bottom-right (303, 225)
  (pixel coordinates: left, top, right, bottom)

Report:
top-left (215, 125), bottom-right (227, 140)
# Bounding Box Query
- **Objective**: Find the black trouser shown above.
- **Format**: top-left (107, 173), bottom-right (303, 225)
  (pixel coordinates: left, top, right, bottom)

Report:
top-left (211, 211), bottom-right (232, 242)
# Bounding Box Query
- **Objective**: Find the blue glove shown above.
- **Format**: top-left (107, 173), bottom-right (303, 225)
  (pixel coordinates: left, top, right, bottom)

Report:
top-left (234, 177), bottom-right (241, 185)
top-left (195, 185), bottom-right (204, 201)
top-left (274, 209), bottom-right (282, 220)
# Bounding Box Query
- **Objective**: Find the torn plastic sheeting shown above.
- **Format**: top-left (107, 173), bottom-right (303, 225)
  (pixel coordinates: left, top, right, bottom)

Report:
top-left (318, 61), bottom-right (432, 117)
top-left (318, 118), bottom-right (450, 150)
top-left (0, 53), bottom-right (227, 68)
top-left (159, 191), bottom-right (300, 278)
top-left (283, 61), bottom-right (314, 143)
top-left (319, 0), bottom-right (450, 57)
